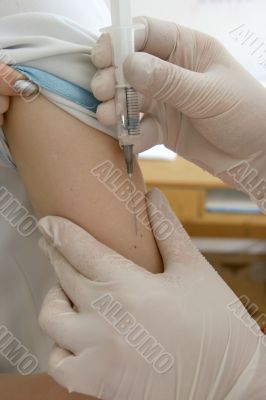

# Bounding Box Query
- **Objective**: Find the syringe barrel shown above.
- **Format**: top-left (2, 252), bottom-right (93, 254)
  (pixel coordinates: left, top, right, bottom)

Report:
top-left (104, 0), bottom-right (135, 87)
top-left (107, 26), bottom-right (135, 88)
top-left (110, 0), bottom-right (132, 28)
top-left (104, 0), bottom-right (140, 145)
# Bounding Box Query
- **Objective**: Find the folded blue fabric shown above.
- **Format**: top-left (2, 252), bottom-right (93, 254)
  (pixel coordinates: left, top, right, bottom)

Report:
top-left (0, 65), bottom-right (102, 169)
top-left (13, 65), bottom-right (101, 113)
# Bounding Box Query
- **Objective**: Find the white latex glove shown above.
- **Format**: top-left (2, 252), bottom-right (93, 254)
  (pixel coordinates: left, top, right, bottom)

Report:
top-left (39, 189), bottom-right (266, 400)
top-left (91, 17), bottom-right (266, 212)
top-left (0, 64), bottom-right (38, 125)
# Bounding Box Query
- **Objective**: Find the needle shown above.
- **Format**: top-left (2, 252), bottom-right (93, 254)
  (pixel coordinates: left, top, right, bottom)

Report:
top-left (129, 175), bottom-right (138, 236)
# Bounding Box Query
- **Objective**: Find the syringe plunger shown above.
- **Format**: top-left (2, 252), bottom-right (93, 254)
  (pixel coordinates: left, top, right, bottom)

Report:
top-left (110, 0), bottom-right (131, 27)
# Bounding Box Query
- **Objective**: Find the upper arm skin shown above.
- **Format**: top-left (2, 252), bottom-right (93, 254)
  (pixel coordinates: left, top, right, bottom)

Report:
top-left (0, 373), bottom-right (91, 400)
top-left (4, 94), bottom-right (163, 273)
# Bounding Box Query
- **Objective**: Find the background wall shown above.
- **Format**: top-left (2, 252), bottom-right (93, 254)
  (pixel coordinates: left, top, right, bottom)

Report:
top-left (104, 0), bottom-right (266, 83)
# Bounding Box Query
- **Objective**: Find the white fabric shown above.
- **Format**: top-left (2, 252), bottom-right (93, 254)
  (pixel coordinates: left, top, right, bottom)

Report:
top-left (0, 0), bottom-right (110, 373)
top-left (38, 189), bottom-right (266, 399)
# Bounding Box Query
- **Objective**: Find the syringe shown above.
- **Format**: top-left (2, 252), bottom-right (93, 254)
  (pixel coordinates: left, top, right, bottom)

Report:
top-left (107, 0), bottom-right (141, 179)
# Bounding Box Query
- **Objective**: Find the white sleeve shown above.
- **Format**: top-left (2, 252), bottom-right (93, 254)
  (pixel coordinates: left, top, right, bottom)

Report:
top-left (0, 11), bottom-right (116, 168)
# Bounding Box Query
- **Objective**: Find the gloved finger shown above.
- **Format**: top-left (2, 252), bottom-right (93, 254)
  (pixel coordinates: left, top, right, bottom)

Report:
top-left (49, 344), bottom-right (72, 369)
top-left (91, 33), bottom-right (113, 69)
top-left (96, 100), bottom-right (116, 126)
top-left (134, 17), bottom-right (180, 60)
top-left (135, 17), bottom-right (214, 62)
top-left (124, 52), bottom-right (203, 114)
top-left (48, 351), bottom-right (87, 397)
top-left (91, 22), bottom-right (146, 70)
top-left (146, 189), bottom-right (200, 271)
top-left (39, 285), bottom-right (110, 355)
top-left (0, 64), bottom-right (38, 97)
top-left (39, 285), bottom-right (81, 354)
top-left (38, 216), bottom-right (145, 284)
top-left (0, 96), bottom-right (9, 114)
top-left (91, 67), bottom-right (116, 102)
top-left (49, 347), bottom-right (111, 399)
top-left (137, 115), bottom-right (163, 152)
top-left (39, 237), bottom-right (117, 310)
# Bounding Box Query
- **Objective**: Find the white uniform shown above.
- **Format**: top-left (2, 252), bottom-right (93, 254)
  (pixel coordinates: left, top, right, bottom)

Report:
top-left (0, 0), bottom-right (111, 374)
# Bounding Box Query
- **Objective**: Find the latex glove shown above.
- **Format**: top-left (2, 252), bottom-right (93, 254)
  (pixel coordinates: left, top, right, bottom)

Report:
top-left (39, 189), bottom-right (266, 400)
top-left (91, 18), bottom-right (266, 212)
top-left (0, 64), bottom-right (39, 125)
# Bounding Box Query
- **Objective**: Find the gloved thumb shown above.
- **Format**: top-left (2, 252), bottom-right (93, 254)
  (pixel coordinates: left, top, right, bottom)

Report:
top-left (38, 216), bottom-right (150, 284)
top-left (124, 52), bottom-right (203, 115)
top-left (146, 189), bottom-right (204, 275)
top-left (49, 344), bottom-right (72, 371)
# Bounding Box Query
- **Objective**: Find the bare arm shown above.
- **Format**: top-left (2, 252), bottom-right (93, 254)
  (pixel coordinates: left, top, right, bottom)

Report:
top-left (4, 95), bottom-right (163, 273)
top-left (0, 374), bottom-right (91, 400)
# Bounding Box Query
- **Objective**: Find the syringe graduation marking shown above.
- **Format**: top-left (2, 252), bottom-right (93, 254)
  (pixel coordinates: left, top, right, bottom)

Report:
top-left (125, 88), bottom-right (141, 134)
top-left (125, 87), bottom-right (140, 235)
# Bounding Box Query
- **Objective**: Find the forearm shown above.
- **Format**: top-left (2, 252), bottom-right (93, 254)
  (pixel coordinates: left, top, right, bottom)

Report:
top-left (0, 374), bottom-right (93, 400)
top-left (4, 95), bottom-right (163, 273)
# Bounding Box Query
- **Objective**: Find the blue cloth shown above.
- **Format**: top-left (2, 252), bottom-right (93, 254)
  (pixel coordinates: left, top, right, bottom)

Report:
top-left (0, 65), bottom-right (102, 169)
top-left (13, 65), bottom-right (101, 112)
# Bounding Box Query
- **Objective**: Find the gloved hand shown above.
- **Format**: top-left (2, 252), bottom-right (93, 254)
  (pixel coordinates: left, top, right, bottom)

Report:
top-left (91, 18), bottom-right (266, 212)
top-left (0, 64), bottom-right (39, 125)
top-left (38, 189), bottom-right (266, 400)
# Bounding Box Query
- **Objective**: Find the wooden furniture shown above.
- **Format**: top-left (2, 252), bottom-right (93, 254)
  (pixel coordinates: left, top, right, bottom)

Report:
top-left (140, 157), bottom-right (266, 239)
